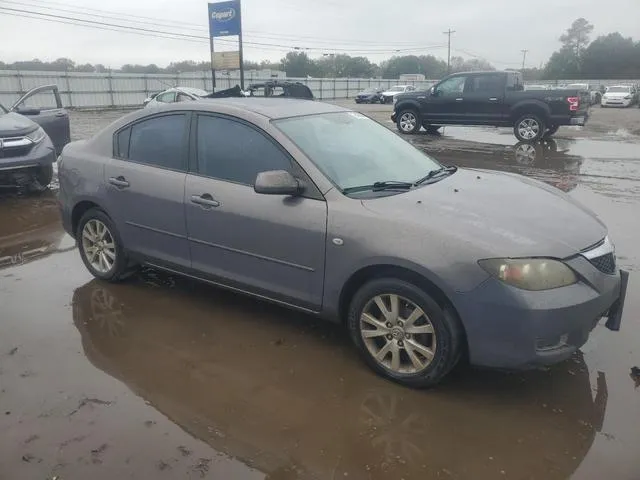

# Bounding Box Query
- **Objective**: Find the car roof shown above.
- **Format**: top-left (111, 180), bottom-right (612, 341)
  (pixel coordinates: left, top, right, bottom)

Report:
top-left (196, 97), bottom-right (348, 119)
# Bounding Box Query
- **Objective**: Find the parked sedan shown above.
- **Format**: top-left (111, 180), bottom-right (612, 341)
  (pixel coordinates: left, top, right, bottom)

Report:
top-left (380, 85), bottom-right (416, 104)
top-left (143, 87), bottom-right (210, 107)
top-left (354, 88), bottom-right (383, 104)
top-left (601, 85), bottom-right (636, 108)
top-left (58, 99), bottom-right (627, 388)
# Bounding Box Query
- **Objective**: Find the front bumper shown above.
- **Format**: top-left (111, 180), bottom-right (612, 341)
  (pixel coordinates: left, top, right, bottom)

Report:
top-left (602, 99), bottom-right (632, 107)
top-left (0, 137), bottom-right (56, 186)
top-left (454, 263), bottom-right (628, 370)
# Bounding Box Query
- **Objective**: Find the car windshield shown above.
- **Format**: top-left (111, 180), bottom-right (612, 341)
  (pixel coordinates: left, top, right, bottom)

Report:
top-left (607, 86), bottom-right (630, 93)
top-left (362, 88), bottom-right (378, 93)
top-left (274, 112), bottom-right (442, 193)
top-left (388, 86), bottom-right (404, 92)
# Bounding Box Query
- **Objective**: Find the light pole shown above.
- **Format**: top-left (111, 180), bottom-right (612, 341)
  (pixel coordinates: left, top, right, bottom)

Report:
top-left (443, 29), bottom-right (455, 74)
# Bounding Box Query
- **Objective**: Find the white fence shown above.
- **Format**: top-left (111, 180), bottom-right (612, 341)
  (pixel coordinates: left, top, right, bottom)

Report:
top-left (0, 70), bottom-right (438, 109)
top-left (1, 70), bottom-right (638, 110)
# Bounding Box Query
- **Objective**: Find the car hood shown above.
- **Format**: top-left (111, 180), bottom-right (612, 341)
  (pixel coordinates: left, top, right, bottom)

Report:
top-left (360, 168), bottom-right (606, 259)
top-left (0, 112), bottom-right (39, 137)
top-left (382, 90), bottom-right (402, 95)
top-left (357, 92), bottom-right (376, 96)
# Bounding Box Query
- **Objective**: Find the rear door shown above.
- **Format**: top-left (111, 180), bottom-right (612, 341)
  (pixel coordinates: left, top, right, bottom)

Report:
top-left (104, 112), bottom-right (190, 268)
top-left (461, 73), bottom-right (507, 124)
top-left (10, 85), bottom-right (70, 155)
top-left (184, 113), bottom-right (327, 310)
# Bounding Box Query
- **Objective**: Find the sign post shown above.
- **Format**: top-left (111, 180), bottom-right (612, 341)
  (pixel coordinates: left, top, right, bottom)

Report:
top-left (208, 0), bottom-right (244, 91)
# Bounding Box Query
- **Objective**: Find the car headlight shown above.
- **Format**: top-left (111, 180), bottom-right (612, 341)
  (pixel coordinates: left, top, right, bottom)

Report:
top-left (26, 126), bottom-right (46, 144)
top-left (478, 258), bottom-right (578, 291)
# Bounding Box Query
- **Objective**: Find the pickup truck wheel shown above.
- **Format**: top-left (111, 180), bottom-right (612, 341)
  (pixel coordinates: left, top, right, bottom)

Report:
top-left (347, 278), bottom-right (463, 388)
top-left (397, 110), bottom-right (421, 134)
top-left (77, 208), bottom-right (134, 282)
top-left (514, 114), bottom-right (545, 142)
top-left (543, 125), bottom-right (559, 137)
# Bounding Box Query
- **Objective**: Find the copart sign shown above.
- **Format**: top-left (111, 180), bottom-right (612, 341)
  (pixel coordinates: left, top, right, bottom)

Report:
top-left (208, 1), bottom-right (241, 37)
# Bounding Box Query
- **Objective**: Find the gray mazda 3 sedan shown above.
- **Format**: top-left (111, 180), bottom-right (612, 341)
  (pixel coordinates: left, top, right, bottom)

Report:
top-left (58, 98), bottom-right (628, 388)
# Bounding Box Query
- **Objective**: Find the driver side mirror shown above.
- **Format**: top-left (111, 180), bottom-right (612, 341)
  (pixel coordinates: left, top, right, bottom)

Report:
top-left (430, 86), bottom-right (438, 97)
top-left (254, 170), bottom-right (304, 196)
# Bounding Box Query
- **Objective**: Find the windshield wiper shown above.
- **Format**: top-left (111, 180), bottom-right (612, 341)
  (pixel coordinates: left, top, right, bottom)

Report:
top-left (342, 180), bottom-right (414, 194)
top-left (414, 165), bottom-right (457, 186)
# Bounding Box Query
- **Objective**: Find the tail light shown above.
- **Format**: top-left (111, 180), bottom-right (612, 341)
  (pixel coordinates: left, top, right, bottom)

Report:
top-left (567, 96), bottom-right (580, 111)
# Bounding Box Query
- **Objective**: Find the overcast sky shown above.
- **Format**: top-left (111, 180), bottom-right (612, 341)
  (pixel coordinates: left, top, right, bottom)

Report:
top-left (0, 0), bottom-right (639, 69)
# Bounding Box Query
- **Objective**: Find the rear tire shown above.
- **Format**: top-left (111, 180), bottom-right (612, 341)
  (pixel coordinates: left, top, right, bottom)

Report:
top-left (396, 109), bottom-right (421, 134)
top-left (76, 208), bottom-right (135, 282)
top-left (513, 113), bottom-right (546, 142)
top-left (347, 278), bottom-right (464, 388)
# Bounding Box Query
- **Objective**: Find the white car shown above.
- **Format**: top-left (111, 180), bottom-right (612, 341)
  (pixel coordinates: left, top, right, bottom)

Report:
top-left (601, 85), bottom-right (636, 108)
top-left (563, 83), bottom-right (602, 106)
top-left (143, 87), bottom-right (210, 108)
top-left (380, 85), bottom-right (416, 104)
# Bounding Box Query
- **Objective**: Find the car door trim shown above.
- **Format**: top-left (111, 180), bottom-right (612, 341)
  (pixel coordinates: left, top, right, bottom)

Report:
top-left (126, 221), bottom-right (187, 239)
top-left (144, 261), bottom-right (320, 314)
top-left (187, 236), bottom-right (315, 272)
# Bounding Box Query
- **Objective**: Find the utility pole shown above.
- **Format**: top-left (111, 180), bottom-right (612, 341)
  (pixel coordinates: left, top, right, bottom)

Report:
top-left (443, 29), bottom-right (455, 74)
top-left (521, 49), bottom-right (528, 71)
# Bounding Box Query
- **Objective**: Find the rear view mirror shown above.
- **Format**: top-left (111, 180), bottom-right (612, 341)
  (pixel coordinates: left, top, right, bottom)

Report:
top-left (254, 170), bottom-right (304, 196)
top-left (16, 106), bottom-right (41, 116)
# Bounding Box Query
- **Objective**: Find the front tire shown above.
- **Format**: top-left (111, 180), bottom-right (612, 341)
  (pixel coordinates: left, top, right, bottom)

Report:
top-left (396, 109), bottom-right (421, 134)
top-left (347, 278), bottom-right (463, 388)
top-left (514, 114), bottom-right (546, 142)
top-left (77, 208), bottom-right (132, 282)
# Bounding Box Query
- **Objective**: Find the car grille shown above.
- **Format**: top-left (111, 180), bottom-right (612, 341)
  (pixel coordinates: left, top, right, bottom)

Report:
top-left (588, 253), bottom-right (616, 274)
top-left (0, 136), bottom-right (34, 159)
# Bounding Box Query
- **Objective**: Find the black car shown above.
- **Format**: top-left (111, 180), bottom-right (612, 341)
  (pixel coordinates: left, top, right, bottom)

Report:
top-left (392, 71), bottom-right (590, 142)
top-left (246, 81), bottom-right (314, 100)
top-left (354, 88), bottom-right (383, 104)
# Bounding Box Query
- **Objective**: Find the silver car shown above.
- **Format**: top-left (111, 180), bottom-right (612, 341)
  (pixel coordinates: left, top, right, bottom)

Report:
top-left (58, 99), bottom-right (628, 388)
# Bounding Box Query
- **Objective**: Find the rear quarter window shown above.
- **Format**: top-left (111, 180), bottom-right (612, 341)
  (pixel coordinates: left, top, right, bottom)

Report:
top-left (114, 127), bottom-right (131, 159)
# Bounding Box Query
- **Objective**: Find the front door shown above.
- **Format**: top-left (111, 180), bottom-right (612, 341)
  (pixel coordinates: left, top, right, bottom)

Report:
top-left (104, 112), bottom-right (190, 268)
top-left (460, 73), bottom-right (506, 124)
top-left (185, 114), bottom-right (327, 310)
top-left (421, 75), bottom-right (468, 124)
top-left (11, 85), bottom-right (70, 155)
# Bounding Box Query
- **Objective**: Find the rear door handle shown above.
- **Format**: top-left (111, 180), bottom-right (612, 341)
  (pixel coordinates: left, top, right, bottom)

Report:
top-left (455, 98), bottom-right (463, 101)
top-left (191, 194), bottom-right (220, 208)
top-left (108, 176), bottom-right (130, 188)
top-left (55, 111), bottom-right (67, 117)
top-left (488, 97), bottom-right (499, 101)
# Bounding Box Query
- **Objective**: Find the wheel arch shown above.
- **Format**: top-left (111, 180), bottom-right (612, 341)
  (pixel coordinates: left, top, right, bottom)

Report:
top-left (510, 101), bottom-right (551, 124)
top-left (395, 100), bottom-right (422, 115)
top-left (71, 199), bottom-right (110, 237)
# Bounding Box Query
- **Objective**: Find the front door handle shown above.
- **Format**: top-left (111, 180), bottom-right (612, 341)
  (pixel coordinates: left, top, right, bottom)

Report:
top-left (191, 194), bottom-right (220, 208)
top-left (108, 176), bottom-right (130, 188)
top-left (455, 98), bottom-right (463, 102)
top-left (488, 97), bottom-right (499, 101)
top-left (55, 111), bottom-right (67, 117)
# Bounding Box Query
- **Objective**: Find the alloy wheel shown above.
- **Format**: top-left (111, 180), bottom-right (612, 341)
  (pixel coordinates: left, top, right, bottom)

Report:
top-left (360, 294), bottom-right (437, 374)
top-left (517, 118), bottom-right (541, 140)
top-left (81, 219), bottom-right (116, 274)
top-left (399, 112), bottom-right (417, 133)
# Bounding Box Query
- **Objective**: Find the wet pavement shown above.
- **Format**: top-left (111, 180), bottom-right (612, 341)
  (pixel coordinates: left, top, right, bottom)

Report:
top-left (1, 105), bottom-right (640, 479)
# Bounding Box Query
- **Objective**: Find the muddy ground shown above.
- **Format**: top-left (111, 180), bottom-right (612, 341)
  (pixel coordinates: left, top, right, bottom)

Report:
top-left (1, 102), bottom-right (639, 480)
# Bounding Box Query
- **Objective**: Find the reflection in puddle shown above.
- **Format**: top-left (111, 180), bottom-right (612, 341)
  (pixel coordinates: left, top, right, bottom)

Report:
top-left (73, 273), bottom-right (609, 479)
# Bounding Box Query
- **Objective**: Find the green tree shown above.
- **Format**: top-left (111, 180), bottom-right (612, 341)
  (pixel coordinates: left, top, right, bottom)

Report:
top-left (450, 57), bottom-right (495, 73)
top-left (281, 51), bottom-right (317, 77)
top-left (560, 18), bottom-right (594, 57)
top-left (380, 55), bottom-right (448, 79)
top-left (582, 33), bottom-right (639, 78)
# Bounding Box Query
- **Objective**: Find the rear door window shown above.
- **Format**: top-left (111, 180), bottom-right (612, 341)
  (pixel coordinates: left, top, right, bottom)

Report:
top-left (125, 114), bottom-right (187, 171)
